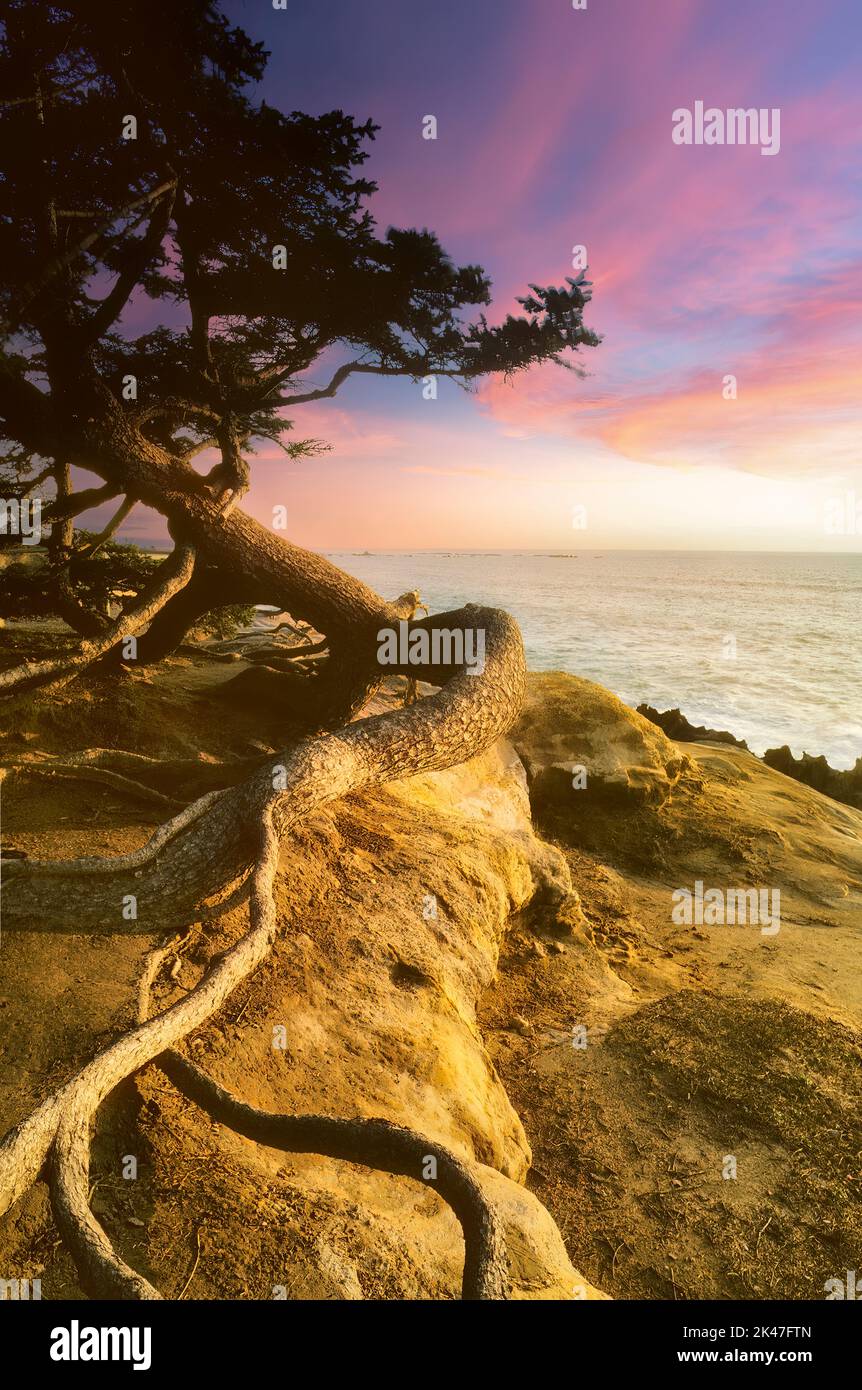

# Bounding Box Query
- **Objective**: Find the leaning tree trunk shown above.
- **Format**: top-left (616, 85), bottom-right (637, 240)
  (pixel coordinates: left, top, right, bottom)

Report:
top-left (0, 390), bottom-right (544, 1300)
top-left (133, 557), bottom-right (266, 663)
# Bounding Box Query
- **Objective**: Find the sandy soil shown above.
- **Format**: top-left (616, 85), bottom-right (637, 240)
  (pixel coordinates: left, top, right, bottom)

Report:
top-left (0, 642), bottom-right (859, 1300)
top-left (482, 676), bottom-right (862, 1299)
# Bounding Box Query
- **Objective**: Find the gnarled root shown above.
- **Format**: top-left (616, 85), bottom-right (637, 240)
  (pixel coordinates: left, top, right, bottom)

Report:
top-left (157, 1056), bottom-right (509, 1300)
top-left (0, 607), bottom-right (525, 931)
top-left (0, 606), bottom-right (526, 1298)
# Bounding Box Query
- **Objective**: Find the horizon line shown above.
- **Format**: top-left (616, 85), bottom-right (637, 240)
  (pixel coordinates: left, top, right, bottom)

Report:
top-left (124, 542), bottom-right (862, 556)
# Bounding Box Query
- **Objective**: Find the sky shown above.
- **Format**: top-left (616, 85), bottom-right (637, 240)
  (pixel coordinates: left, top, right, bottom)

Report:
top-left (113, 0), bottom-right (862, 550)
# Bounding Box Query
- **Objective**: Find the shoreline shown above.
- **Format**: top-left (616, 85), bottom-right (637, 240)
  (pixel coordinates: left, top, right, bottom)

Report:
top-left (638, 703), bottom-right (862, 811)
top-left (1, 613), bottom-right (860, 793)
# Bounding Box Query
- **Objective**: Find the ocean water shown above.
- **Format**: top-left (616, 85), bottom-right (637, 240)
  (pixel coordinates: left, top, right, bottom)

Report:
top-left (321, 550), bottom-right (862, 770)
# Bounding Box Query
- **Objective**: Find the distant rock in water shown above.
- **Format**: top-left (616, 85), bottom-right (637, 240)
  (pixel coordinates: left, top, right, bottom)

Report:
top-left (638, 704), bottom-right (862, 812)
top-left (762, 746), bottom-right (862, 811)
top-left (636, 705), bottom-right (748, 750)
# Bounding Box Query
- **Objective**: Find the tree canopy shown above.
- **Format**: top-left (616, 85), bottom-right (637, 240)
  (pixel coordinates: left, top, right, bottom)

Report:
top-left (0, 1), bottom-right (602, 1303)
top-left (0, 0), bottom-right (598, 520)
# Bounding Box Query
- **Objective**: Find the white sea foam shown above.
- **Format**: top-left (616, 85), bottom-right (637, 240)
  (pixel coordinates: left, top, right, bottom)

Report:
top-left (308, 550), bottom-right (862, 770)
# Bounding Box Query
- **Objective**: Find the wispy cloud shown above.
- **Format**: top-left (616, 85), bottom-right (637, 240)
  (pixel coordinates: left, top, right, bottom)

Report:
top-left (141, 0), bottom-right (862, 548)
top-left (401, 464), bottom-right (527, 480)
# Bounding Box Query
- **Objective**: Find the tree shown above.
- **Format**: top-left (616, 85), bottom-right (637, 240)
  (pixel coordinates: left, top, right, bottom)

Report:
top-left (1, 530), bottom-right (255, 638)
top-left (0, 0), bottom-right (599, 1299)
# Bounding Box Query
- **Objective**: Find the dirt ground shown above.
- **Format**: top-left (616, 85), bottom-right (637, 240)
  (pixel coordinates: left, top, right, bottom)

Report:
top-left (481, 711), bottom-right (862, 1300)
top-left (1, 633), bottom-right (860, 1300)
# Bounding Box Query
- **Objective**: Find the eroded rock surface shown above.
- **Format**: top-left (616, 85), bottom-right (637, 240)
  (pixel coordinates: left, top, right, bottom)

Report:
top-left (513, 673), bottom-right (690, 810)
top-left (3, 658), bottom-right (859, 1302)
top-left (0, 658), bottom-right (603, 1299)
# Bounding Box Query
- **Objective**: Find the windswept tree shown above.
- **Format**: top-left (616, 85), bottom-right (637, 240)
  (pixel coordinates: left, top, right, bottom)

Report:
top-left (0, 0), bottom-right (599, 1299)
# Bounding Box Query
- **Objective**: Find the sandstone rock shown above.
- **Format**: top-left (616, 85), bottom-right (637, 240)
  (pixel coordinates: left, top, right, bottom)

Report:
top-left (478, 1164), bottom-right (607, 1299)
top-left (511, 672), bottom-right (689, 811)
top-left (636, 703), bottom-right (748, 749)
top-left (1, 664), bottom-right (607, 1300)
top-left (130, 698), bottom-right (600, 1297)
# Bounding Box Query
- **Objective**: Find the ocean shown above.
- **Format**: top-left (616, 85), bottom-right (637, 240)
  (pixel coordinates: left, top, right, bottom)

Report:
top-left (320, 550), bottom-right (862, 771)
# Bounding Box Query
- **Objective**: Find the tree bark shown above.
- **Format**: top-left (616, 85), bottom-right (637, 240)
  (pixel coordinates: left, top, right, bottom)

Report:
top-left (133, 558), bottom-right (266, 664)
top-left (0, 381), bottom-right (533, 1302)
top-left (0, 605), bottom-right (527, 1299)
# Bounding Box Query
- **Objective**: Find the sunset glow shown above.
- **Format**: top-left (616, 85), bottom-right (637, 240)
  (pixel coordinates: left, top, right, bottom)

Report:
top-left (105, 0), bottom-right (862, 550)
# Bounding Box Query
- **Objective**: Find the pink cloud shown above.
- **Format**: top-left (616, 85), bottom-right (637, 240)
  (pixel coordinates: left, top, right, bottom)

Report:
top-left (479, 256), bottom-right (862, 475)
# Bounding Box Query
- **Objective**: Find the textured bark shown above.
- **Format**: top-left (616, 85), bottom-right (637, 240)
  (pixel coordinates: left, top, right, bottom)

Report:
top-left (1, 607), bottom-right (525, 930)
top-left (0, 598), bottom-right (527, 1299)
top-left (65, 402), bottom-right (404, 646)
top-left (0, 544), bottom-right (196, 693)
top-left (0, 370), bottom-right (535, 1299)
top-left (0, 98), bottom-right (576, 1289)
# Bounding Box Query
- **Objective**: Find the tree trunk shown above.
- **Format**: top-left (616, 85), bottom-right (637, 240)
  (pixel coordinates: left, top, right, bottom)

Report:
top-left (134, 558), bottom-right (266, 663)
top-left (0, 388), bottom-right (537, 1302)
top-left (49, 463), bottom-right (111, 638)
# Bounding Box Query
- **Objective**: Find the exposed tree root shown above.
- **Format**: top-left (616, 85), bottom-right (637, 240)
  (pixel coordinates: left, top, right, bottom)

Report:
top-left (0, 606), bottom-right (526, 1298)
top-left (0, 782), bottom-right (229, 890)
top-left (0, 545), bottom-right (196, 695)
top-left (0, 607), bottom-right (525, 930)
top-left (157, 1056), bottom-right (509, 1300)
top-left (136, 942), bottom-right (508, 1300)
top-left (0, 810), bottom-right (279, 1287)
top-left (7, 747), bottom-right (189, 774)
top-left (47, 812), bottom-right (281, 1299)
top-left (3, 748), bottom-right (264, 805)
top-left (5, 763), bottom-right (184, 811)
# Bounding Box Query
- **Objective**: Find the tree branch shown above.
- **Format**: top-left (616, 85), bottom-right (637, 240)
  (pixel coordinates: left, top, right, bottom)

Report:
top-left (284, 360), bottom-right (470, 407)
top-left (85, 186), bottom-right (176, 342)
top-left (75, 495), bottom-right (137, 557)
top-left (0, 357), bottom-right (58, 457)
top-left (42, 482), bottom-right (120, 524)
top-left (0, 544), bottom-right (196, 694)
top-left (3, 179), bottom-right (177, 333)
